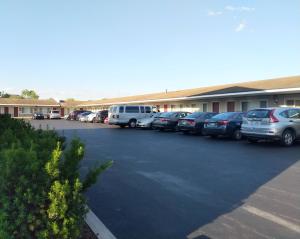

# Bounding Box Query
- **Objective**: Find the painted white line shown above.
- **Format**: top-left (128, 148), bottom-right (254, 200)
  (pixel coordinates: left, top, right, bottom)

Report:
top-left (243, 205), bottom-right (300, 234)
top-left (85, 208), bottom-right (117, 239)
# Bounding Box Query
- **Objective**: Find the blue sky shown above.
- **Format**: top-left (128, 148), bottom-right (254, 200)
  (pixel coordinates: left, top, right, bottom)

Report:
top-left (0, 0), bottom-right (299, 100)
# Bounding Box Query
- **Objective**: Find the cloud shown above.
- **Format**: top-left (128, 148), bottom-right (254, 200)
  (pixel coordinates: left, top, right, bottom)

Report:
top-left (225, 5), bottom-right (255, 12)
top-left (235, 21), bottom-right (246, 32)
top-left (207, 10), bottom-right (223, 16)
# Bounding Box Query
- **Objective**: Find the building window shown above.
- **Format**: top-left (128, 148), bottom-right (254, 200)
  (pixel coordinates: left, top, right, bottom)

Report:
top-left (171, 105), bottom-right (176, 111)
top-left (286, 100), bottom-right (294, 106)
top-left (260, 101), bottom-right (267, 108)
top-left (179, 104), bottom-right (183, 110)
top-left (241, 102), bottom-right (248, 112)
top-left (202, 103), bottom-right (207, 112)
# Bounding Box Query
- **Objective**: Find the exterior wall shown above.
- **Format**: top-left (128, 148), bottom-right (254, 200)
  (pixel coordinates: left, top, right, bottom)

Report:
top-left (0, 106), bottom-right (59, 117)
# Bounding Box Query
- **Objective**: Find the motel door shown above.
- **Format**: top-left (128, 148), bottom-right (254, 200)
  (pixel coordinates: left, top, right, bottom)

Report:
top-left (163, 104), bottom-right (168, 112)
top-left (14, 107), bottom-right (18, 117)
top-left (227, 102), bottom-right (235, 112)
top-left (212, 102), bottom-right (220, 113)
top-left (61, 108), bottom-right (65, 117)
top-left (4, 107), bottom-right (9, 114)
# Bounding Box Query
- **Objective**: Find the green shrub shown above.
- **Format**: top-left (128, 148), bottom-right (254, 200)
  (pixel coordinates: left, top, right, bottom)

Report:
top-left (0, 116), bottom-right (112, 238)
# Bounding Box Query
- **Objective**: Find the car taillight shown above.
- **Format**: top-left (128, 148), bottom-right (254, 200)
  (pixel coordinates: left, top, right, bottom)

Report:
top-left (269, 109), bottom-right (279, 123)
top-left (218, 120), bottom-right (229, 125)
top-left (160, 118), bottom-right (169, 122)
top-left (187, 119), bottom-right (195, 126)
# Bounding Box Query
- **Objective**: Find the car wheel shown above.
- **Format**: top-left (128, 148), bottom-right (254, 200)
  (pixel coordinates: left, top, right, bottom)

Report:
top-left (281, 129), bottom-right (295, 147)
top-left (247, 138), bottom-right (258, 144)
top-left (93, 117), bottom-right (97, 123)
top-left (129, 119), bottom-right (137, 128)
top-left (232, 129), bottom-right (242, 140)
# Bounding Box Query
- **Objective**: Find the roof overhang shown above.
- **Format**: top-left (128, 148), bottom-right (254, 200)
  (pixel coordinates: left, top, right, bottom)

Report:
top-left (0, 104), bottom-right (59, 107)
top-left (79, 87), bottom-right (300, 107)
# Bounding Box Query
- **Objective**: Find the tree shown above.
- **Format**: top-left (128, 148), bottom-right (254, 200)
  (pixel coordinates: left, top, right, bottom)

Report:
top-left (0, 91), bottom-right (10, 98)
top-left (21, 89), bottom-right (39, 99)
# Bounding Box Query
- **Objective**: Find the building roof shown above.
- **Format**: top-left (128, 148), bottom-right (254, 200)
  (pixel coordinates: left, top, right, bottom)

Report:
top-left (79, 75), bottom-right (300, 106)
top-left (0, 98), bottom-right (59, 107)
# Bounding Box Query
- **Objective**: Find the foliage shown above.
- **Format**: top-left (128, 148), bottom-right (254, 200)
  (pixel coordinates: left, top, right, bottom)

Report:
top-left (0, 115), bottom-right (112, 238)
top-left (21, 89), bottom-right (39, 99)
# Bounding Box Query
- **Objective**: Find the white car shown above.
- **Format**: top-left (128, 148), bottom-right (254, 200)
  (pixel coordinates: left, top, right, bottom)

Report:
top-left (86, 112), bottom-right (97, 122)
top-left (78, 112), bottom-right (93, 122)
top-left (137, 113), bottom-right (161, 128)
top-left (48, 110), bottom-right (61, 119)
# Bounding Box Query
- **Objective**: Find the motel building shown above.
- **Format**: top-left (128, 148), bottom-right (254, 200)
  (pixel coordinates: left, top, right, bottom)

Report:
top-left (1, 76), bottom-right (300, 117)
top-left (78, 76), bottom-right (300, 113)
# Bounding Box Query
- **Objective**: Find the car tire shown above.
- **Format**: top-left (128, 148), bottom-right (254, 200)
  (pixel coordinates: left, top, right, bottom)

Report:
top-left (232, 129), bottom-right (242, 140)
top-left (128, 119), bottom-right (137, 128)
top-left (281, 129), bottom-right (295, 147)
top-left (210, 135), bottom-right (218, 139)
top-left (93, 117), bottom-right (97, 123)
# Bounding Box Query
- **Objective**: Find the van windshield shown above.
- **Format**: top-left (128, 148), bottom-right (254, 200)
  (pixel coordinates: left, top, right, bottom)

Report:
top-left (52, 110), bottom-right (60, 114)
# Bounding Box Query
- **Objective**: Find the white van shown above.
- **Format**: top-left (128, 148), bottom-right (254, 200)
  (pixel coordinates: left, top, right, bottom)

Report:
top-left (108, 105), bottom-right (157, 128)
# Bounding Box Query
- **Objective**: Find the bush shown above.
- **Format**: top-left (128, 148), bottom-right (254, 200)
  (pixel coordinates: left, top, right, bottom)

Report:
top-left (0, 115), bottom-right (112, 238)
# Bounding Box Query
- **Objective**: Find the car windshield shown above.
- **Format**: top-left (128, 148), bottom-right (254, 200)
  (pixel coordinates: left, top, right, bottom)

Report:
top-left (159, 112), bottom-right (175, 118)
top-left (246, 109), bottom-right (271, 119)
top-left (185, 112), bottom-right (204, 118)
top-left (211, 112), bottom-right (237, 120)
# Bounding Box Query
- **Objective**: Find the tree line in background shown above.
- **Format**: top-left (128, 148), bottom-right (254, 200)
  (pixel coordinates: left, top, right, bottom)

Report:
top-left (0, 115), bottom-right (113, 238)
top-left (0, 89), bottom-right (39, 99)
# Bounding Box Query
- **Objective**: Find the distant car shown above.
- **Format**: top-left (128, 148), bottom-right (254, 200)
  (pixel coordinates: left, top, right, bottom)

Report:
top-left (177, 112), bottom-right (218, 134)
top-left (32, 112), bottom-right (44, 120)
top-left (152, 112), bottom-right (191, 131)
top-left (76, 111), bottom-right (92, 121)
top-left (137, 113), bottom-right (161, 129)
top-left (63, 114), bottom-right (70, 120)
top-left (87, 110), bottom-right (109, 123)
top-left (68, 110), bottom-right (88, 120)
top-left (78, 112), bottom-right (92, 122)
top-left (47, 110), bottom-right (61, 119)
top-left (242, 107), bottom-right (300, 146)
top-left (104, 117), bottom-right (109, 124)
top-left (203, 112), bottom-right (244, 140)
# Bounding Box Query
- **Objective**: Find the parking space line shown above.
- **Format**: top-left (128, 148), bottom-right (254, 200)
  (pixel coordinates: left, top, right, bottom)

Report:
top-left (262, 186), bottom-right (300, 199)
top-left (242, 205), bottom-right (300, 234)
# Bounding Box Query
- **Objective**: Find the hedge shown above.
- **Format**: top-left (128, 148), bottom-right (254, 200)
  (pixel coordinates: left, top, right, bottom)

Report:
top-left (0, 115), bottom-right (112, 238)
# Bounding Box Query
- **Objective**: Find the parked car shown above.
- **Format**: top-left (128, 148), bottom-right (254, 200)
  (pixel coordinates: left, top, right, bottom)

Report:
top-left (137, 113), bottom-right (161, 129)
top-left (32, 112), bottom-right (44, 120)
top-left (152, 112), bottom-right (191, 131)
top-left (104, 117), bottom-right (109, 124)
top-left (68, 110), bottom-right (88, 120)
top-left (86, 110), bottom-right (109, 123)
top-left (108, 105), bottom-right (157, 128)
top-left (203, 112), bottom-right (244, 140)
top-left (47, 110), bottom-right (61, 119)
top-left (78, 111), bottom-right (92, 122)
top-left (241, 107), bottom-right (300, 146)
top-left (177, 112), bottom-right (218, 134)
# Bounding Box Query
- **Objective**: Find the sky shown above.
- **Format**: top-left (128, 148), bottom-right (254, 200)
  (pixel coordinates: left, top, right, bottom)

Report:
top-left (0, 0), bottom-right (299, 100)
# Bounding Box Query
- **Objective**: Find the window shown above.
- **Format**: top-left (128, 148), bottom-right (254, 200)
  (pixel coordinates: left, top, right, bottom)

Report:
top-left (296, 100), bottom-right (300, 106)
top-left (145, 106), bottom-right (151, 113)
top-left (282, 109), bottom-right (300, 119)
top-left (260, 101), bottom-right (267, 108)
top-left (179, 104), bottom-right (183, 110)
top-left (202, 103), bottom-right (207, 112)
top-left (119, 106), bottom-right (124, 113)
top-left (286, 100), bottom-right (295, 106)
top-left (241, 102), bottom-right (248, 112)
top-left (125, 106), bottom-right (139, 113)
top-left (171, 105), bottom-right (176, 111)
top-left (140, 106), bottom-right (145, 113)
top-left (19, 107), bottom-right (25, 114)
top-left (191, 104), bottom-right (196, 109)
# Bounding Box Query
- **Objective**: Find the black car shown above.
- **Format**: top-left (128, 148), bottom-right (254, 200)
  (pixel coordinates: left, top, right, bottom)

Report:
top-left (68, 110), bottom-right (88, 120)
top-left (94, 110), bottom-right (108, 123)
top-left (152, 112), bottom-right (191, 131)
top-left (177, 112), bottom-right (218, 134)
top-left (32, 112), bottom-right (44, 120)
top-left (203, 112), bottom-right (244, 140)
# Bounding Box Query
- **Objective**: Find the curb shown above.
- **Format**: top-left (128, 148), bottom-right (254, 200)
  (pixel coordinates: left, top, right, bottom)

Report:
top-left (85, 208), bottom-right (117, 239)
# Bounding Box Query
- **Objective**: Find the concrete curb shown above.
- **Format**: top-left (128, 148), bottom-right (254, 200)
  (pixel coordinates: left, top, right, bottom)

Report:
top-left (85, 208), bottom-right (117, 239)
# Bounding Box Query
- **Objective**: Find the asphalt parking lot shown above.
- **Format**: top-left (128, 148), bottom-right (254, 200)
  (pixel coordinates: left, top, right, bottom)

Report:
top-left (30, 119), bottom-right (300, 239)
